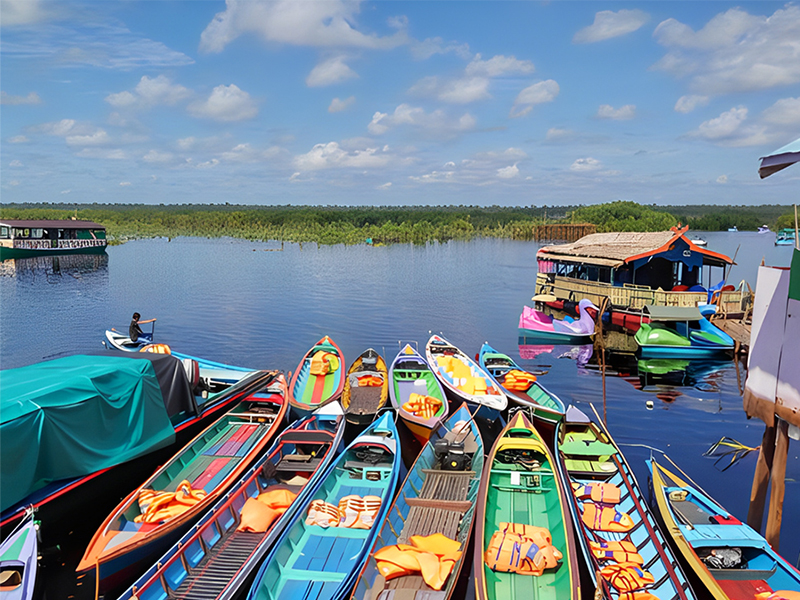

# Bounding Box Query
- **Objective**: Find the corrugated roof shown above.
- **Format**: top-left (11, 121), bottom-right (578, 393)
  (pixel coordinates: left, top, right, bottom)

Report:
top-left (644, 304), bottom-right (703, 321)
top-left (0, 219), bottom-right (105, 229)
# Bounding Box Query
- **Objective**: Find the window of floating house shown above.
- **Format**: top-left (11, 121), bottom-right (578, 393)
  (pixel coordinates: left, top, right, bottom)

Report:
top-left (0, 227), bottom-right (8, 239)
top-left (92, 229), bottom-right (106, 239)
top-left (30, 228), bottom-right (44, 239)
top-left (599, 267), bottom-right (611, 283)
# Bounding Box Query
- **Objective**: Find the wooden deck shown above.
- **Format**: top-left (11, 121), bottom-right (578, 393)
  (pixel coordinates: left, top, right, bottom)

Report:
top-left (713, 317), bottom-right (751, 354)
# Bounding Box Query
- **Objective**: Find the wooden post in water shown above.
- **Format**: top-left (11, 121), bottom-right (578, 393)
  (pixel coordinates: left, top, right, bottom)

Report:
top-left (765, 419), bottom-right (790, 549)
top-left (747, 423), bottom-right (776, 532)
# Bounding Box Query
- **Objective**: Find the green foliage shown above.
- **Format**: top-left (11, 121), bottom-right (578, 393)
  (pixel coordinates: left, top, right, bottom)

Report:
top-left (570, 201), bottom-right (677, 232)
top-left (776, 211), bottom-right (799, 230)
top-left (659, 204), bottom-right (793, 231)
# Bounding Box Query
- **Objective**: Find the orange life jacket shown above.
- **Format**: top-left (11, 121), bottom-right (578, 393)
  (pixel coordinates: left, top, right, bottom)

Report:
top-left (139, 343), bottom-right (172, 354)
top-left (338, 494), bottom-right (382, 529)
top-left (402, 393), bottom-right (443, 419)
top-left (484, 523), bottom-right (562, 576)
top-left (502, 369), bottom-right (537, 391)
top-left (356, 374), bottom-right (384, 387)
top-left (600, 562), bottom-right (655, 592)
top-left (310, 351), bottom-right (339, 376)
top-left (373, 534), bottom-right (463, 591)
top-left (581, 502), bottom-right (634, 532)
top-left (589, 540), bottom-right (643, 565)
top-left (134, 480), bottom-right (206, 524)
top-left (305, 500), bottom-right (340, 528)
top-left (573, 482), bottom-right (621, 504)
top-left (757, 592), bottom-right (800, 600)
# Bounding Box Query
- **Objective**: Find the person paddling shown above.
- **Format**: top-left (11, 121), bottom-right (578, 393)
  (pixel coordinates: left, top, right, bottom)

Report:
top-left (129, 312), bottom-right (156, 343)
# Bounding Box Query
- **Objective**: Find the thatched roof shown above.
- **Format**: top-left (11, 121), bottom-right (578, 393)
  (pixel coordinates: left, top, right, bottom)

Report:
top-left (537, 226), bottom-right (732, 268)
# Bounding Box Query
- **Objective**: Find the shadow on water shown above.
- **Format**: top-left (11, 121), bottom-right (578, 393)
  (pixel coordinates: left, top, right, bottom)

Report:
top-left (0, 253), bottom-right (109, 280)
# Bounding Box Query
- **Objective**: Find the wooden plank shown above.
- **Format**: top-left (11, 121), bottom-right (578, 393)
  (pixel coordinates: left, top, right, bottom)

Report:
top-left (765, 419), bottom-right (789, 550)
top-left (747, 423), bottom-right (776, 532)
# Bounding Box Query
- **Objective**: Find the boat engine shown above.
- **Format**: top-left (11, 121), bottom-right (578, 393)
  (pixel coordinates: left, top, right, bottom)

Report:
top-left (434, 439), bottom-right (469, 471)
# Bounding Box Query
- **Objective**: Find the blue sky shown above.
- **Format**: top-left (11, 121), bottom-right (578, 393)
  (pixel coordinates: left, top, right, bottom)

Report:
top-left (1, 1), bottom-right (799, 206)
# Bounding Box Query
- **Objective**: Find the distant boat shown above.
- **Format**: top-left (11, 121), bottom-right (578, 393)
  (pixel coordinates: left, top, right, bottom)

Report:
top-left (690, 237), bottom-right (707, 247)
top-left (758, 224), bottom-right (771, 233)
top-left (727, 226), bottom-right (738, 232)
top-left (775, 228), bottom-right (797, 246)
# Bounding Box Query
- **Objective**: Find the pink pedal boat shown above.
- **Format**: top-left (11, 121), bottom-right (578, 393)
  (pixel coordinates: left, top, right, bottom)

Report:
top-left (519, 298), bottom-right (598, 344)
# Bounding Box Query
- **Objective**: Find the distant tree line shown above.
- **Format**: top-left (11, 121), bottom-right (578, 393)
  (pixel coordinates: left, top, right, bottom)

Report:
top-left (2, 201), bottom-right (793, 245)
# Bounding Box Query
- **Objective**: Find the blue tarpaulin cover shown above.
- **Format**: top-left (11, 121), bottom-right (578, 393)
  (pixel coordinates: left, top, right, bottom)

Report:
top-left (0, 355), bottom-right (177, 512)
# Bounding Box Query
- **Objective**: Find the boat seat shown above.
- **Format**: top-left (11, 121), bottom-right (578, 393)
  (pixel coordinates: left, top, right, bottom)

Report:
top-left (280, 430), bottom-right (335, 445)
top-left (669, 498), bottom-right (714, 525)
top-left (709, 566), bottom-right (777, 581)
top-left (276, 454), bottom-right (323, 472)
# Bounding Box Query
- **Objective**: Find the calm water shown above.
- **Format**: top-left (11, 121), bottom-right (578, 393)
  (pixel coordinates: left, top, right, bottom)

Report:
top-left (1, 232), bottom-right (798, 593)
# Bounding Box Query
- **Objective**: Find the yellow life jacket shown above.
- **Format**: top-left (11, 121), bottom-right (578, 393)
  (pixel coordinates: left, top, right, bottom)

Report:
top-left (600, 562), bottom-right (655, 592)
top-left (589, 540), bottom-right (643, 565)
top-left (402, 393), bottom-right (443, 419)
top-left (310, 351), bottom-right (339, 376)
top-left (502, 369), bottom-right (537, 391)
top-left (581, 502), bottom-right (634, 532)
top-left (573, 482), bottom-right (621, 505)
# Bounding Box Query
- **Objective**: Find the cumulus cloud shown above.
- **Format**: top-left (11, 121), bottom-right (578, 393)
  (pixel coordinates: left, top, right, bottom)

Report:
top-left (200, 0), bottom-right (407, 53)
top-left (410, 37), bottom-right (471, 60)
top-left (570, 157), bottom-right (602, 172)
top-left (497, 164), bottom-right (519, 179)
top-left (761, 97), bottom-right (800, 125)
top-left (574, 9), bottom-right (648, 43)
top-left (377, 182), bottom-right (392, 189)
top-left (106, 75), bottom-right (191, 109)
top-left (329, 96), bottom-right (356, 113)
top-left (0, 0), bottom-right (50, 26)
top-left (8, 135), bottom-right (28, 143)
top-left (188, 84), bottom-right (257, 122)
top-left (545, 128), bottom-right (574, 142)
top-left (597, 104), bottom-right (636, 120)
top-left (0, 91), bottom-right (42, 105)
top-left (293, 141), bottom-right (390, 171)
top-left (408, 170), bottom-right (456, 184)
top-left (653, 6), bottom-right (800, 94)
top-left (693, 106), bottom-right (748, 140)
top-left (76, 148), bottom-right (126, 159)
top-left (66, 130), bottom-right (110, 146)
top-left (306, 56), bottom-right (358, 87)
top-left (142, 149), bottom-right (174, 163)
top-left (368, 104), bottom-right (476, 137)
top-left (674, 95), bottom-right (709, 114)
top-left (510, 80), bottom-right (559, 118)
top-left (465, 54), bottom-right (535, 78)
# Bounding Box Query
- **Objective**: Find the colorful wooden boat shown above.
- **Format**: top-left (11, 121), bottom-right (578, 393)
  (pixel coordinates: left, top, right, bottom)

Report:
top-left (775, 228), bottom-right (797, 246)
top-left (117, 403), bottom-right (347, 600)
top-left (289, 336), bottom-right (345, 418)
top-left (352, 403), bottom-right (483, 600)
top-left (0, 511), bottom-right (37, 600)
top-left (518, 298), bottom-right (597, 344)
top-left (649, 456), bottom-right (800, 600)
top-left (478, 342), bottom-right (565, 423)
top-left (425, 334), bottom-right (506, 419)
top-left (634, 305), bottom-right (734, 358)
top-left (341, 348), bottom-right (389, 426)
top-left (77, 372), bottom-right (289, 594)
top-left (388, 343), bottom-right (448, 444)
top-left (559, 405), bottom-right (698, 600)
top-left (474, 411), bottom-right (581, 600)
top-left (247, 411), bottom-right (402, 600)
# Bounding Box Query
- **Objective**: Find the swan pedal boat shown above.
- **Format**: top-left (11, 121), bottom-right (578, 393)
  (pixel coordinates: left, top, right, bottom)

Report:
top-left (518, 298), bottom-right (597, 344)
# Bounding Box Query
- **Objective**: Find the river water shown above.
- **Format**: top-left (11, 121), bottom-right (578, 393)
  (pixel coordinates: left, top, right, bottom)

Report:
top-left (1, 231), bottom-right (798, 594)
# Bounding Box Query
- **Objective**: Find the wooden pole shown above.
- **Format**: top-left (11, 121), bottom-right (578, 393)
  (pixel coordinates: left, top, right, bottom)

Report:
top-left (765, 419), bottom-right (790, 550)
top-left (747, 423), bottom-right (776, 532)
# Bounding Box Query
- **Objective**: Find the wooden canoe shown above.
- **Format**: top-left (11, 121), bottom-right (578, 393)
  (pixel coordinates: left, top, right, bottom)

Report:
top-left (117, 403), bottom-right (347, 600)
top-left (341, 348), bottom-right (389, 426)
top-left (289, 336), bottom-right (345, 419)
top-left (247, 412), bottom-right (402, 600)
top-left (474, 411), bottom-right (581, 600)
top-left (559, 405), bottom-right (698, 600)
top-left (388, 343), bottom-right (448, 443)
top-left (77, 372), bottom-right (289, 594)
top-left (351, 403), bottom-right (483, 600)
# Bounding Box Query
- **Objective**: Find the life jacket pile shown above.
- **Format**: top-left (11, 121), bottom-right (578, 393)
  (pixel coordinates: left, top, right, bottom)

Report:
top-left (373, 533), bottom-right (463, 591)
top-left (237, 488), bottom-right (297, 533)
top-left (402, 393), bottom-right (443, 419)
top-left (356, 374), bottom-right (384, 387)
top-left (501, 369), bottom-right (537, 391)
top-left (135, 480), bottom-right (207, 524)
top-left (484, 522), bottom-right (563, 576)
top-left (305, 494), bottom-right (382, 529)
top-left (575, 482), bottom-right (634, 533)
top-left (310, 351), bottom-right (339, 376)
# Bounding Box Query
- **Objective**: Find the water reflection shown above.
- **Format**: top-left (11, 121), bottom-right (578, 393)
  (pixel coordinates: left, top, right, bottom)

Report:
top-left (518, 342), bottom-right (594, 367)
top-left (0, 253), bottom-right (109, 280)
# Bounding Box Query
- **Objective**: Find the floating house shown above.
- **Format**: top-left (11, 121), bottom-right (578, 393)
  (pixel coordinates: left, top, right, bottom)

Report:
top-left (0, 219), bottom-right (107, 259)
top-left (535, 225), bottom-right (748, 312)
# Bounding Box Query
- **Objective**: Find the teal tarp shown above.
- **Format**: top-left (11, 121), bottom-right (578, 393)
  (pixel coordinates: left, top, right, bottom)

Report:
top-left (0, 355), bottom-right (176, 512)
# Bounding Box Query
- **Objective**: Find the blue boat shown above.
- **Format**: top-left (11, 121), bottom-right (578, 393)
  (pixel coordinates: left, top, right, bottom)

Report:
top-left (351, 403), bottom-right (483, 600)
top-left (247, 411), bottom-right (402, 600)
top-left (634, 304), bottom-right (734, 358)
top-left (478, 342), bottom-right (565, 423)
top-left (117, 403), bottom-right (346, 600)
top-left (775, 228), bottom-right (797, 246)
top-left (649, 456), bottom-right (800, 600)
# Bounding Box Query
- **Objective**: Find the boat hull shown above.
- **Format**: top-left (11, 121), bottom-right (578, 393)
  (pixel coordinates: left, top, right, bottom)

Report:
top-left (288, 336), bottom-right (345, 419)
top-left (518, 328), bottom-right (592, 344)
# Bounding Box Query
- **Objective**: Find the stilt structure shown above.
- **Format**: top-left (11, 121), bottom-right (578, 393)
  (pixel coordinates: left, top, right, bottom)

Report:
top-left (533, 223), bottom-right (596, 243)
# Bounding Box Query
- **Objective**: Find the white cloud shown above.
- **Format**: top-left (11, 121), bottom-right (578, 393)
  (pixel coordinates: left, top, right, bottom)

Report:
top-left (188, 84), bottom-right (257, 122)
top-left (329, 96), bottom-right (356, 113)
top-left (717, 175), bottom-right (728, 184)
top-left (574, 9), bottom-right (648, 43)
top-left (377, 182), bottom-right (392, 190)
top-left (761, 97), bottom-right (800, 125)
top-left (368, 104), bottom-right (476, 137)
top-left (9, 160), bottom-right (23, 167)
top-left (597, 104), bottom-right (636, 120)
top-left (76, 148), bottom-right (127, 159)
top-left (196, 159), bottom-right (220, 169)
top-left (653, 6), bottom-right (800, 94)
top-left (306, 56), bottom-right (358, 87)
top-left (410, 37), bottom-right (471, 60)
top-left (200, 0), bottom-right (407, 53)
top-left (674, 95), bottom-right (709, 114)
top-left (409, 170), bottom-right (456, 184)
top-left (8, 135), bottom-right (28, 143)
top-left (465, 54), bottom-right (535, 77)
top-left (119, 181), bottom-right (132, 186)
top-left (8, 181), bottom-right (20, 186)
top-left (66, 130), bottom-right (110, 146)
top-left (0, 91), bottom-right (42, 105)
top-left (143, 149), bottom-right (174, 163)
top-left (694, 106), bottom-right (748, 140)
top-left (510, 80), bottom-right (559, 118)
top-left (60, 189), bottom-right (70, 194)
top-left (106, 75), bottom-right (191, 109)
top-left (0, 0), bottom-right (50, 26)
top-left (293, 141), bottom-right (390, 171)
top-left (570, 157), bottom-right (602, 172)
top-left (497, 164), bottom-right (519, 179)
top-left (545, 128), bottom-right (573, 142)
top-left (444, 161), bottom-right (456, 168)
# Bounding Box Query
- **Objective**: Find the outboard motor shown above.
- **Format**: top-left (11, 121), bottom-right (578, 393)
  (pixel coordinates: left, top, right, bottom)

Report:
top-left (434, 439), bottom-right (469, 471)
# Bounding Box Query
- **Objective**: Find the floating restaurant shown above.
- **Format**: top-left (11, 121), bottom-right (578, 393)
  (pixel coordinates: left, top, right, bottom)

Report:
top-left (0, 219), bottom-right (107, 260)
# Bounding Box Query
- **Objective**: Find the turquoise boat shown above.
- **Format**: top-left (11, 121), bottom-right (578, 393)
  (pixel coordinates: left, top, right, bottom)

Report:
top-left (247, 412), bottom-right (401, 600)
top-left (560, 405), bottom-right (698, 600)
top-left (649, 456), bottom-right (800, 600)
top-left (775, 228), bottom-right (797, 246)
top-left (478, 342), bottom-right (565, 423)
top-left (288, 336), bottom-right (346, 419)
top-left (351, 403), bottom-right (483, 600)
top-left (475, 410), bottom-right (581, 600)
top-left (634, 305), bottom-right (734, 358)
top-left (117, 403), bottom-right (346, 600)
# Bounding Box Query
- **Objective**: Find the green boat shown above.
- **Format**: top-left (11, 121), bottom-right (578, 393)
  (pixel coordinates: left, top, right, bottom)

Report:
top-left (474, 411), bottom-right (580, 600)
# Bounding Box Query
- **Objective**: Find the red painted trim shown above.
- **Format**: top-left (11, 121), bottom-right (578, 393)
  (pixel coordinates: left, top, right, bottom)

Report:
top-left (624, 226), bottom-right (732, 265)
